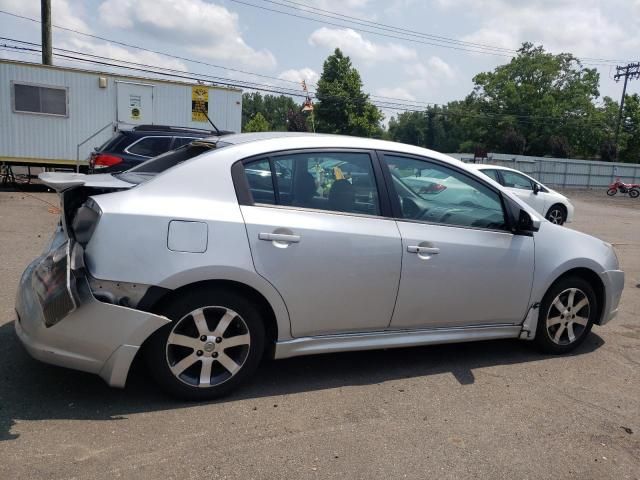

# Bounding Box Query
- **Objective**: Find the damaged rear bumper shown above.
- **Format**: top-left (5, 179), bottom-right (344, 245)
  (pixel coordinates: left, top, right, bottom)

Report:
top-left (14, 234), bottom-right (170, 388)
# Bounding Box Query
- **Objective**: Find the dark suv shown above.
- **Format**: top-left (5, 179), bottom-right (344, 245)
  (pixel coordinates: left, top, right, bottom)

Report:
top-left (89, 125), bottom-right (233, 173)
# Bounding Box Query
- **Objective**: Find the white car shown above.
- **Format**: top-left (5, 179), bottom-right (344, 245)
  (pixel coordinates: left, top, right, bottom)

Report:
top-left (471, 165), bottom-right (574, 225)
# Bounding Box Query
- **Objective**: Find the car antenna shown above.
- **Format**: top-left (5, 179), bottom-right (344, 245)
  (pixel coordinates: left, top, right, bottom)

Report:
top-left (201, 110), bottom-right (221, 137)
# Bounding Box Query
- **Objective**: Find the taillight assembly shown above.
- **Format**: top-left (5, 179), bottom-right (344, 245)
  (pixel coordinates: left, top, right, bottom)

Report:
top-left (71, 198), bottom-right (102, 246)
top-left (93, 153), bottom-right (123, 169)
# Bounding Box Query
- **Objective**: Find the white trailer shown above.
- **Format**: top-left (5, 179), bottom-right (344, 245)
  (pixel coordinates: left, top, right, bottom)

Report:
top-left (0, 59), bottom-right (242, 170)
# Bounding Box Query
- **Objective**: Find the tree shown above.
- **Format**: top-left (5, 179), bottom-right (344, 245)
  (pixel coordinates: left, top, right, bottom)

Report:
top-left (242, 92), bottom-right (299, 131)
top-left (388, 111), bottom-right (427, 146)
top-left (469, 43), bottom-right (601, 157)
top-left (315, 48), bottom-right (383, 137)
top-left (287, 109), bottom-right (309, 132)
top-left (619, 93), bottom-right (640, 162)
top-left (244, 112), bottom-right (270, 132)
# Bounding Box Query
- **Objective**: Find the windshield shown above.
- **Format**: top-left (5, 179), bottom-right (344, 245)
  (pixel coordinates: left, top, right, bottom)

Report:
top-left (114, 141), bottom-right (230, 185)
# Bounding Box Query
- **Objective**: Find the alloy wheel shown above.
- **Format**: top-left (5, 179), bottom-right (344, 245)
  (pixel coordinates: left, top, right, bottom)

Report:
top-left (547, 208), bottom-right (564, 225)
top-left (545, 288), bottom-right (590, 345)
top-left (165, 306), bottom-right (251, 388)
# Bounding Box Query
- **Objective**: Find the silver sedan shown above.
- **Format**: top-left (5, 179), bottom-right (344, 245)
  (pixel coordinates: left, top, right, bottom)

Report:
top-left (15, 133), bottom-right (625, 399)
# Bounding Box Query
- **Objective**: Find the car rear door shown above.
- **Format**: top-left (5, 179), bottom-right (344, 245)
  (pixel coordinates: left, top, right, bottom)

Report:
top-left (237, 150), bottom-right (402, 337)
top-left (380, 153), bottom-right (535, 329)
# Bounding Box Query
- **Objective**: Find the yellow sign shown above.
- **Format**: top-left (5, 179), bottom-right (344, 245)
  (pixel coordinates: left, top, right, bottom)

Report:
top-left (191, 86), bottom-right (209, 122)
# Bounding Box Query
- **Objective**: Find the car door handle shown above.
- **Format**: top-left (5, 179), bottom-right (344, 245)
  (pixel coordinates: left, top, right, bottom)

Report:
top-left (259, 232), bottom-right (301, 243)
top-left (407, 245), bottom-right (440, 255)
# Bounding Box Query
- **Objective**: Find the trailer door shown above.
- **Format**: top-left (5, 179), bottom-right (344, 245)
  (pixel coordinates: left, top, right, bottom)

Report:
top-left (116, 82), bottom-right (153, 126)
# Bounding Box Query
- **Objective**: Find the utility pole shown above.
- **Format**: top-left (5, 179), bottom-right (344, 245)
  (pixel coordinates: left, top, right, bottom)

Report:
top-left (613, 62), bottom-right (640, 159)
top-left (41, 0), bottom-right (52, 65)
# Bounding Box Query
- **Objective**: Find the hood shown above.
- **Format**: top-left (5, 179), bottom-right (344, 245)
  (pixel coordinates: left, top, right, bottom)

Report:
top-left (39, 172), bottom-right (135, 193)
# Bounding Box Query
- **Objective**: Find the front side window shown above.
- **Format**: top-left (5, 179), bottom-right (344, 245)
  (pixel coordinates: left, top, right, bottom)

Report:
top-left (127, 137), bottom-right (172, 157)
top-left (500, 170), bottom-right (533, 190)
top-left (383, 154), bottom-right (506, 230)
top-left (13, 83), bottom-right (67, 116)
top-left (244, 151), bottom-right (381, 216)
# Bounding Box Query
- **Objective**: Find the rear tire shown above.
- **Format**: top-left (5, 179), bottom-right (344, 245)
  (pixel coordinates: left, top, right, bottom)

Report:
top-left (534, 276), bottom-right (597, 354)
top-left (606, 188), bottom-right (617, 196)
top-left (145, 287), bottom-right (265, 400)
top-left (629, 188), bottom-right (639, 199)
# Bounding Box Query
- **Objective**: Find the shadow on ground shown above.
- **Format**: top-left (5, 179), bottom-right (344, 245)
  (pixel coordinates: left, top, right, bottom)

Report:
top-left (0, 319), bottom-right (604, 441)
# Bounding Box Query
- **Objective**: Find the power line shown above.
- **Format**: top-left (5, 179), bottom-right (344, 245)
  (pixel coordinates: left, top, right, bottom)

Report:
top-left (228, 0), bottom-right (515, 58)
top-left (1, 41), bottom-right (615, 128)
top-left (0, 9), bottom-right (303, 87)
top-left (273, 0), bottom-right (640, 65)
top-left (229, 0), bottom-right (637, 66)
top-left (261, 0), bottom-right (513, 54)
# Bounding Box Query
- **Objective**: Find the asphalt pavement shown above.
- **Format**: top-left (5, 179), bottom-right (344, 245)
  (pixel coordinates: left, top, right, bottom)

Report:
top-left (0, 189), bottom-right (638, 479)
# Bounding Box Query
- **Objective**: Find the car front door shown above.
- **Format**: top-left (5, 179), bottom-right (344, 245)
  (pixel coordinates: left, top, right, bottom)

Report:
top-left (381, 153), bottom-right (535, 329)
top-left (498, 170), bottom-right (546, 214)
top-left (238, 150), bottom-right (402, 337)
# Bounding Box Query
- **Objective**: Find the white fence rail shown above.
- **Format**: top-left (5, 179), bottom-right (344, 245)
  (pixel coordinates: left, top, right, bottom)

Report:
top-left (449, 153), bottom-right (640, 188)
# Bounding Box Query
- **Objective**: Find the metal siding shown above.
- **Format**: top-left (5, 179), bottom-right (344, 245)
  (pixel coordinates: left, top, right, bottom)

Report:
top-left (452, 152), bottom-right (640, 188)
top-left (1, 61), bottom-right (241, 163)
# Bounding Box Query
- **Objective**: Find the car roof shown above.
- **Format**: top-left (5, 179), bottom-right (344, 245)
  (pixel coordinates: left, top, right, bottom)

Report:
top-left (200, 132), bottom-right (465, 165)
top-left (470, 164), bottom-right (523, 172)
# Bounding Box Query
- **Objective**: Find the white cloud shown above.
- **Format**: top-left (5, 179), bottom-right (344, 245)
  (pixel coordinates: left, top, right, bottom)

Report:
top-left (98, 0), bottom-right (276, 69)
top-left (312, 0), bottom-right (371, 14)
top-left (59, 37), bottom-right (188, 72)
top-left (394, 56), bottom-right (455, 99)
top-left (308, 27), bottom-right (417, 64)
top-left (278, 68), bottom-right (320, 86)
top-left (375, 87), bottom-right (416, 101)
top-left (436, 0), bottom-right (639, 60)
top-left (0, 0), bottom-right (89, 31)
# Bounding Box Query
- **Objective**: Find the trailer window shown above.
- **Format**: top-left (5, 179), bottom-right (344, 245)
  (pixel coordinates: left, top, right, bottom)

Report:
top-left (12, 82), bottom-right (68, 116)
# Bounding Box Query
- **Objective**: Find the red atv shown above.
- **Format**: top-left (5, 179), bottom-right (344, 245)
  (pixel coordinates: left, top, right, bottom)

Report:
top-left (607, 178), bottom-right (640, 198)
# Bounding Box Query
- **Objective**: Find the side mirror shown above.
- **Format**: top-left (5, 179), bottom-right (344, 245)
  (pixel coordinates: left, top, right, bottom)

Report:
top-left (532, 183), bottom-right (541, 194)
top-left (517, 209), bottom-right (540, 234)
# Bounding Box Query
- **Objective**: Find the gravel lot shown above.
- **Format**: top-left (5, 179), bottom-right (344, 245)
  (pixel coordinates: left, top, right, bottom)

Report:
top-left (0, 189), bottom-right (638, 479)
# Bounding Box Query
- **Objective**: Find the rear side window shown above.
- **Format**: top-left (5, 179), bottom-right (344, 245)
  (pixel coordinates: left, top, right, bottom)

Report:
top-left (481, 169), bottom-right (501, 183)
top-left (243, 152), bottom-right (381, 216)
top-left (245, 159), bottom-right (276, 205)
top-left (127, 137), bottom-right (172, 157)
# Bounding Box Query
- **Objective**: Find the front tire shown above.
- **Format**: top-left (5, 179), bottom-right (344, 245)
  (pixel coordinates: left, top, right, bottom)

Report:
top-left (545, 204), bottom-right (567, 225)
top-left (629, 188), bottom-right (639, 199)
top-left (534, 276), bottom-right (597, 354)
top-left (145, 288), bottom-right (265, 400)
top-left (606, 188), bottom-right (617, 196)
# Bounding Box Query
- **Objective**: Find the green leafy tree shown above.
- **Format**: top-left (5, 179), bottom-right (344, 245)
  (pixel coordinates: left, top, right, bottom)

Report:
top-left (315, 48), bottom-right (383, 137)
top-left (244, 112), bottom-right (270, 132)
top-left (469, 42), bottom-right (601, 157)
top-left (242, 92), bottom-right (299, 131)
top-left (619, 93), bottom-right (640, 162)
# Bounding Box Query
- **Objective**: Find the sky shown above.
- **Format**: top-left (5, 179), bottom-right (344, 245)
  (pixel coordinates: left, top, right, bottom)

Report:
top-left (1, 0), bottom-right (639, 120)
